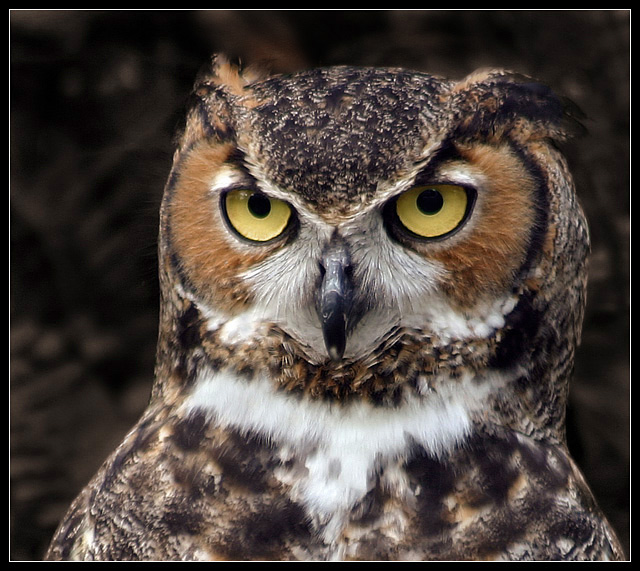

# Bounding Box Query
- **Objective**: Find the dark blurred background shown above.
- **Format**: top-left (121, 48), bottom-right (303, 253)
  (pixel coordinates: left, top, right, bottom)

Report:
top-left (10, 10), bottom-right (629, 560)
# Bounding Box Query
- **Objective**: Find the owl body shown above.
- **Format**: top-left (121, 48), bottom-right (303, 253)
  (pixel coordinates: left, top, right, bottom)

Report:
top-left (45, 58), bottom-right (623, 561)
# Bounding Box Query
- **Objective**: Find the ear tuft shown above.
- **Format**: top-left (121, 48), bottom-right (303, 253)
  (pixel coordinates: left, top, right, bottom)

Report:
top-left (448, 69), bottom-right (586, 143)
top-left (194, 54), bottom-right (270, 98)
top-left (174, 55), bottom-right (271, 153)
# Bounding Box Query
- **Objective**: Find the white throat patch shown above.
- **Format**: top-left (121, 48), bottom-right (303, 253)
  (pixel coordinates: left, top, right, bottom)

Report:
top-left (181, 365), bottom-right (494, 544)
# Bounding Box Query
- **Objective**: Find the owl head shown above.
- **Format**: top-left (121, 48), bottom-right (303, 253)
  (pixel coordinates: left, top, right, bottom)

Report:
top-left (154, 56), bottom-right (588, 440)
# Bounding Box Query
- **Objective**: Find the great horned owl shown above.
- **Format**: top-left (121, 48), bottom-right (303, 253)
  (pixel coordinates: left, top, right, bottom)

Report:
top-left (45, 56), bottom-right (624, 561)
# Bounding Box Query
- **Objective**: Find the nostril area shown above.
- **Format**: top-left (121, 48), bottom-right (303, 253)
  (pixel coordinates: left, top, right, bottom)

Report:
top-left (318, 259), bottom-right (353, 281)
top-left (344, 264), bottom-right (354, 279)
top-left (320, 240), bottom-right (352, 282)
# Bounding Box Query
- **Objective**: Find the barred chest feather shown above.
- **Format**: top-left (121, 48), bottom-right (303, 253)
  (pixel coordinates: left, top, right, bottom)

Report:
top-left (134, 359), bottom-right (605, 561)
top-left (182, 362), bottom-right (484, 550)
top-left (49, 368), bottom-right (619, 562)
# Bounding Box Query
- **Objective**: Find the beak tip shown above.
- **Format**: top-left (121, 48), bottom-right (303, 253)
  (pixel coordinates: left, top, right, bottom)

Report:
top-left (327, 342), bottom-right (346, 362)
top-left (321, 308), bottom-right (347, 361)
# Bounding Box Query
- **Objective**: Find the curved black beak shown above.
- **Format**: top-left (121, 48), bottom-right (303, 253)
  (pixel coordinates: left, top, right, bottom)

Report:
top-left (318, 243), bottom-right (353, 361)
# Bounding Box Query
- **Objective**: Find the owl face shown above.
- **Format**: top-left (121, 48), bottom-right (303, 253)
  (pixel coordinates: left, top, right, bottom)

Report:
top-left (164, 60), bottom-right (571, 367)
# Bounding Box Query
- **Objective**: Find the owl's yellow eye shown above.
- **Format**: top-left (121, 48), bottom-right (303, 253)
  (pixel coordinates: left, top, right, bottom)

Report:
top-left (395, 184), bottom-right (470, 238)
top-left (224, 190), bottom-right (292, 242)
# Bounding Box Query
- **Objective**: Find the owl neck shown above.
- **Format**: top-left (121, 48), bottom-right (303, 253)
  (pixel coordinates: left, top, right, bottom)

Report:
top-left (145, 277), bottom-right (581, 551)
top-left (152, 280), bottom-right (574, 448)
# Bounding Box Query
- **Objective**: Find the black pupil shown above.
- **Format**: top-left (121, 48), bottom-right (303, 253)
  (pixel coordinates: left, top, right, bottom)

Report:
top-left (248, 193), bottom-right (271, 218)
top-left (416, 188), bottom-right (444, 215)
